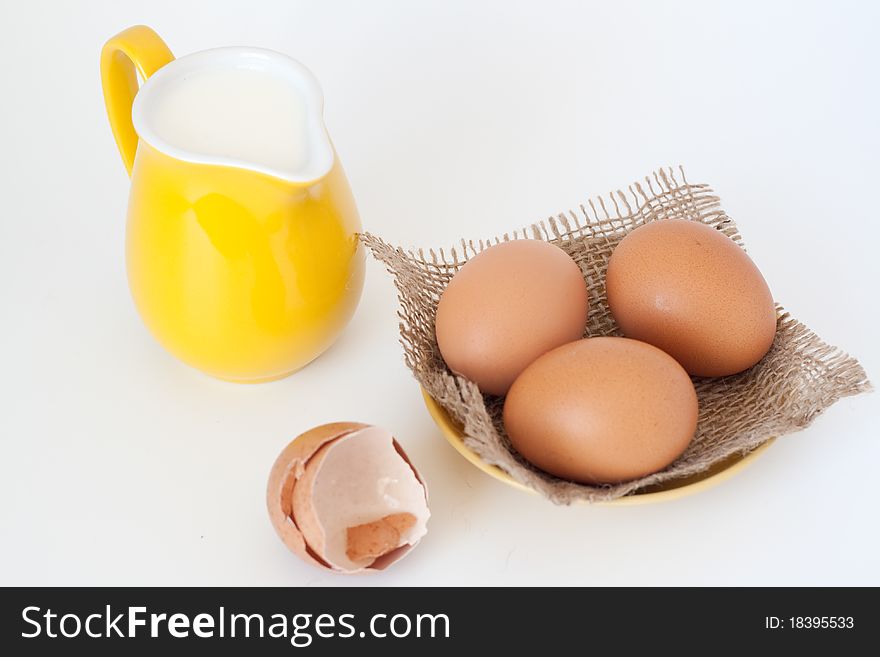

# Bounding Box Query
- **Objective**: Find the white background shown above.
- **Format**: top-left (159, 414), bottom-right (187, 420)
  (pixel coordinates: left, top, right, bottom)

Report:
top-left (1, 0), bottom-right (878, 586)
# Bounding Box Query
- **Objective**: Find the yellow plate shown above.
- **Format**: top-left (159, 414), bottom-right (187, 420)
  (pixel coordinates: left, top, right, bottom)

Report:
top-left (421, 388), bottom-right (774, 506)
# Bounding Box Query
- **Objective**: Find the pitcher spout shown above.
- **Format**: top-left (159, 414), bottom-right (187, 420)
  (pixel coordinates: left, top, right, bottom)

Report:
top-left (131, 47), bottom-right (335, 183)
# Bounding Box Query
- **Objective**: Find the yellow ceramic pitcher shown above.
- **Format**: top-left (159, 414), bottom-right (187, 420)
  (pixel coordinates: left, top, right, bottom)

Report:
top-left (100, 26), bottom-right (364, 382)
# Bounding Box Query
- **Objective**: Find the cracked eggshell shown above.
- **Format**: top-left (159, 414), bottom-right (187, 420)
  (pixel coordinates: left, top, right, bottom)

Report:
top-left (266, 423), bottom-right (430, 574)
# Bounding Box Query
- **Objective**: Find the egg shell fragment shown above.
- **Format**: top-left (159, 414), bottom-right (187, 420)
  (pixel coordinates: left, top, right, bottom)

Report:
top-left (267, 423), bottom-right (429, 574)
top-left (346, 513), bottom-right (417, 564)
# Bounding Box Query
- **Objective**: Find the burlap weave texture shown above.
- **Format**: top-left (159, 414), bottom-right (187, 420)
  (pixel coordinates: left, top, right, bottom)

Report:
top-left (362, 167), bottom-right (871, 503)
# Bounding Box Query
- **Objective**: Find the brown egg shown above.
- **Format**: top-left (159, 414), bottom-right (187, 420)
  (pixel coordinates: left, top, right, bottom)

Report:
top-left (435, 239), bottom-right (589, 395)
top-left (266, 423), bottom-right (430, 574)
top-left (606, 219), bottom-right (776, 377)
top-left (503, 337), bottom-right (698, 484)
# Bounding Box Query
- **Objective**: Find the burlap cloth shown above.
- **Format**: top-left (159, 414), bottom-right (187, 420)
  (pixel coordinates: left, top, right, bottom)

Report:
top-left (361, 167), bottom-right (871, 504)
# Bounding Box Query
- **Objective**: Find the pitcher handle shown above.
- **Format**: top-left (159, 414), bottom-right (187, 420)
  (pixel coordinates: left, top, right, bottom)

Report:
top-left (100, 26), bottom-right (175, 176)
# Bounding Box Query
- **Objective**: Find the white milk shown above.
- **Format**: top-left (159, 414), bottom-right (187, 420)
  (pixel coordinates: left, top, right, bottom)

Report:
top-left (147, 65), bottom-right (310, 175)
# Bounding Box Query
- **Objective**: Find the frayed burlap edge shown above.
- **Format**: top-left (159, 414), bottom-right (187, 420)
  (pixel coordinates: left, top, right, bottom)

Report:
top-left (361, 166), bottom-right (872, 504)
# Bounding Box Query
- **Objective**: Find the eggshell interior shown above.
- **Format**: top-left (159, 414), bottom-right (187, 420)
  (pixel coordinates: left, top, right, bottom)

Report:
top-left (267, 422), bottom-right (429, 574)
top-left (293, 426), bottom-right (430, 571)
